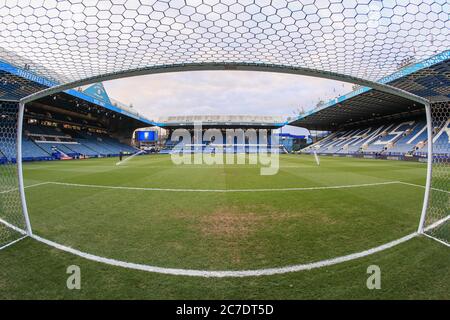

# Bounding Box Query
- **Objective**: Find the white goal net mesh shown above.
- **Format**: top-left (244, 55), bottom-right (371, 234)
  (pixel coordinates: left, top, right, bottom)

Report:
top-left (424, 101), bottom-right (450, 245)
top-left (0, 1), bottom-right (448, 84)
top-left (0, 101), bottom-right (27, 249)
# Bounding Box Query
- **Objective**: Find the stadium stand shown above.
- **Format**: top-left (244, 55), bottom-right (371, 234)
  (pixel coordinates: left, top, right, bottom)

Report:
top-left (415, 118), bottom-right (450, 157)
top-left (0, 120), bottom-right (140, 162)
top-left (1, 52), bottom-right (449, 163)
top-left (157, 115), bottom-right (285, 154)
top-left (0, 60), bottom-right (156, 164)
top-left (159, 128), bottom-right (283, 154)
top-left (302, 118), bottom-right (449, 158)
top-left (291, 52), bottom-right (450, 161)
top-left (0, 98), bottom-right (143, 162)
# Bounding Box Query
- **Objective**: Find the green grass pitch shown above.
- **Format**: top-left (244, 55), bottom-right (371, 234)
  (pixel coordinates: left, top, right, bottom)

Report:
top-left (0, 154), bottom-right (448, 299)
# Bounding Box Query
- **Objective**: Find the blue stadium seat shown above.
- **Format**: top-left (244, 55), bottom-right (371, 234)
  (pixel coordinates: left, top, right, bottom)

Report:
top-left (302, 118), bottom-right (449, 159)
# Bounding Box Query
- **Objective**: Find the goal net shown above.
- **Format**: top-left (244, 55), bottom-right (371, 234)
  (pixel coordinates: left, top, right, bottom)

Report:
top-left (0, 101), bottom-right (27, 249)
top-left (423, 101), bottom-right (450, 246)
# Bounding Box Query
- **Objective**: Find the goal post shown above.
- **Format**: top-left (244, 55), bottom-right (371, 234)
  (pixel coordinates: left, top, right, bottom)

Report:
top-left (419, 101), bottom-right (450, 246)
top-left (0, 101), bottom-right (29, 249)
top-left (1, 99), bottom-right (449, 250)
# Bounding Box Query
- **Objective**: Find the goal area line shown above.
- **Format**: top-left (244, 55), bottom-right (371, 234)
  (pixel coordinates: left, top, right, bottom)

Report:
top-left (0, 214), bottom-right (418, 277)
top-left (29, 232), bottom-right (418, 278)
top-left (1, 180), bottom-right (446, 275)
top-left (0, 213), bottom-right (447, 276)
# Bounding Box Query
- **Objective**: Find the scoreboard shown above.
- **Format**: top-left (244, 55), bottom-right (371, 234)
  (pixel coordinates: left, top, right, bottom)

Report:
top-left (136, 131), bottom-right (157, 142)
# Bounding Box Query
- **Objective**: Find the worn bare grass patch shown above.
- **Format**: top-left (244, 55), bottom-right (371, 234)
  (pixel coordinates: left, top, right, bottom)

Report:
top-left (176, 204), bottom-right (338, 242)
top-left (199, 208), bottom-right (262, 239)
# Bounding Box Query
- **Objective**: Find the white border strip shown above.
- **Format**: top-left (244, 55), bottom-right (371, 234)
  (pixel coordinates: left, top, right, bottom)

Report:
top-left (42, 181), bottom-right (400, 193)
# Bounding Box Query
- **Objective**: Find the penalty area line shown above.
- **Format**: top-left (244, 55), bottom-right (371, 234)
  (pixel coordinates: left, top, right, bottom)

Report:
top-left (42, 180), bottom-right (401, 193)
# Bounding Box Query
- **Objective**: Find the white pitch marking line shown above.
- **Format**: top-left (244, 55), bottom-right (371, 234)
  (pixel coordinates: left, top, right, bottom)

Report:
top-left (0, 182), bottom-right (51, 194)
top-left (43, 181), bottom-right (401, 193)
top-left (1, 179), bottom-right (443, 274)
top-left (398, 181), bottom-right (450, 194)
top-left (29, 231), bottom-right (417, 278)
top-left (25, 182), bottom-right (52, 189)
top-left (0, 208), bottom-right (433, 277)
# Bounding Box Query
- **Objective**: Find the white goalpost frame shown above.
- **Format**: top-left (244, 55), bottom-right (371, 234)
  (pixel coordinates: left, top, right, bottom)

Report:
top-left (6, 64), bottom-right (445, 275)
top-left (16, 101), bottom-right (33, 236)
top-left (417, 102), bottom-right (433, 234)
top-left (16, 66), bottom-right (434, 230)
top-left (423, 212), bottom-right (450, 248)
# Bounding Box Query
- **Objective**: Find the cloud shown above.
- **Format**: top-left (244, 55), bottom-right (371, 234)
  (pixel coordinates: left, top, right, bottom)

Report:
top-left (102, 70), bottom-right (353, 135)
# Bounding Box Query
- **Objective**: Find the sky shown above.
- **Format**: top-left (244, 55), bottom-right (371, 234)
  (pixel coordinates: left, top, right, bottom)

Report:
top-left (102, 71), bottom-right (353, 135)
